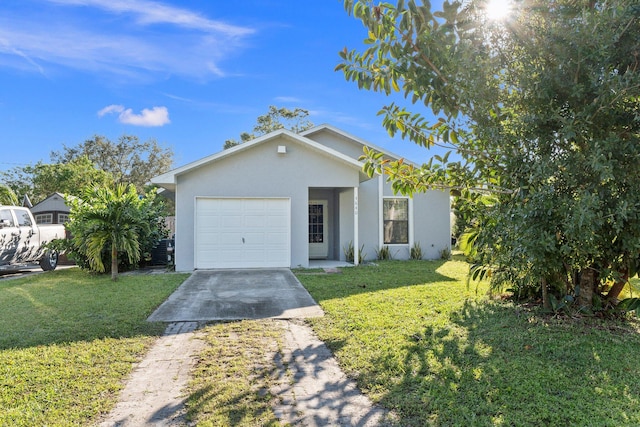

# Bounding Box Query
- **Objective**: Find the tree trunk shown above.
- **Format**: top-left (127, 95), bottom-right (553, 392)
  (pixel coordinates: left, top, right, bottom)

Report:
top-left (578, 267), bottom-right (596, 310)
top-left (541, 277), bottom-right (550, 311)
top-left (111, 243), bottom-right (118, 281)
top-left (607, 269), bottom-right (629, 303)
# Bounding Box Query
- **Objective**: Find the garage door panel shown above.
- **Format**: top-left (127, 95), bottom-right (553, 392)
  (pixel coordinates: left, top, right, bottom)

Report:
top-left (243, 232), bottom-right (266, 245)
top-left (221, 215), bottom-right (242, 228)
top-left (267, 232), bottom-right (288, 245)
top-left (244, 216), bottom-right (267, 228)
top-left (195, 198), bottom-right (290, 269)
top-left (217, 232), bottom-right (244, 245)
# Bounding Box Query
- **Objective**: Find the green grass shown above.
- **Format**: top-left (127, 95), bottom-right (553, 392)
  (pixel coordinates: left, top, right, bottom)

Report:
top-left (0, 268), bottom-right (188, 426)
top-left (7, 262), bottom-right (640, 426)
top-left (296, 260), bottom-right (640, 426)
top-left (185, 320), bottom-right (285, 427)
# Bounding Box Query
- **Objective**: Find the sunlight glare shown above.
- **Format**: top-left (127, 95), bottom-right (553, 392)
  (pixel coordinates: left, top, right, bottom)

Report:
top-left (485, 0), bottom-right (512, 20)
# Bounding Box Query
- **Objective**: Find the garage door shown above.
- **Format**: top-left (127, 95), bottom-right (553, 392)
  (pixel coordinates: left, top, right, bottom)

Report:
top-left (195, 198), bottom-right (290, 269)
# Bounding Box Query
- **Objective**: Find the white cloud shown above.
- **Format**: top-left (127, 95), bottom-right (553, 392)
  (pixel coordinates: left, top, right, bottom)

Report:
top-left (98, 104), bottom-right (170, 127)
top-left (0, 1), bottom-right (255, 80)
top-left (46, 0), bottom-right (253, 36)
top-left (274, 96), bottom-right (304, 104)
top-left (97, 104), bottom-right (125, 117)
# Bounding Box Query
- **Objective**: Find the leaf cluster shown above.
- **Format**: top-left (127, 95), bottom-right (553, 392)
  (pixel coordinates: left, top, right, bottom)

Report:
top-left (223, 105), bottom-right (314, 149)
top-left (51, 135), bottom-right (173, 193)
top-left (340, 0), bottom-right (640, 310)
top-left (63, 184), bottom-right (166, 277)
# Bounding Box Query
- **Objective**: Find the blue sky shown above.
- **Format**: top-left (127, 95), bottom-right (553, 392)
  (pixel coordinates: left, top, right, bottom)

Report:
top-left (0, 0), bottom-right (444, 174)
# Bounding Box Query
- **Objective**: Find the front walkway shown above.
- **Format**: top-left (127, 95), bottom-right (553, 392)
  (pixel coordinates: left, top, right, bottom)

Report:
top-left (97, 267), bottom-right (390, 426)
top-left (96, 322), bottom-right (206, 426)
top-left (272, 320), bottom-right (389, 426)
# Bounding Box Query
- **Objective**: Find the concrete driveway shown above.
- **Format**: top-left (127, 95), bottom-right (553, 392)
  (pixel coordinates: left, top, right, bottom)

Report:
top-left (147, 269), bottom-right (324, 322)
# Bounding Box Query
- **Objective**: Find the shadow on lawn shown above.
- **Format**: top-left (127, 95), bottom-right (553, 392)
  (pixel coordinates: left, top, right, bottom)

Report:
top-left (301, 260), bottom-right (458, 302)
top-left (371, 301), bottom-right (640, 426)
top-left (0, 269), bottom-right (181, 350)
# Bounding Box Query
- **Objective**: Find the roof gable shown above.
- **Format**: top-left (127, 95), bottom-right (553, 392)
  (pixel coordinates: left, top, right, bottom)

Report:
top-left (151, 128), bottom-right (368, 189)
top-left (301, 124), bottom-right (411, 164)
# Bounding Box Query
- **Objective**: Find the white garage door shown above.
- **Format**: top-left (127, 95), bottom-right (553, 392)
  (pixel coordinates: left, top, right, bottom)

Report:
top-left (195, 198), bottom-right (290, 269)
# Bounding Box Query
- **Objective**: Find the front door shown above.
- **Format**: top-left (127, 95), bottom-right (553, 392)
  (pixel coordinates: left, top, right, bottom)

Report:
top-left (308, 200), bottom-right (328, 259)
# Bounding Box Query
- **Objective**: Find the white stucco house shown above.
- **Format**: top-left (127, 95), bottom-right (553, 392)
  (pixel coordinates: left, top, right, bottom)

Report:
top-left (151, 124), bottom-right (451, 271)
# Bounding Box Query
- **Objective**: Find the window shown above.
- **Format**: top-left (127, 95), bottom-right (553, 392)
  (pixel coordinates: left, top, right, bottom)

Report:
top-left (308, 203), bottom-right (324, 243)
top-left (35, 213), bottom-right (53, 224)
top-left (383, 198), bottom-right (408, 244)
top-left (15, 209), bottom-right (32, 227)
top-left (58, 214), bottom-right (70, 223)
top-left (0, 209), bottom-right (15, 227)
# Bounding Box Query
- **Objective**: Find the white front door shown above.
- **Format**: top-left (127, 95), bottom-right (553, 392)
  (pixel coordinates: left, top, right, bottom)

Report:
top-left (308, 200), bottom-right (328, 259)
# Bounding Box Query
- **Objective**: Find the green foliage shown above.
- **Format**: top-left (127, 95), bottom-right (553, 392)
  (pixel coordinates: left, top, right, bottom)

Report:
top-left (224, 105), bottom-right (314, 149)
top-left (375, 245), bottom-right (393, 260)
top-left (51, 134), bottom-right (173, 193)
top-left (2, 157), bottom-right (113, 205)
top-left (1, 135), bottom-right (171, 204)
top-left (340, 0), bottom-right (640, 311)
top-left (410, 241), bottom-right (422, 259)
top-left (343, 240), bottom-right (366, 264)
top-left (0, 184), bottom-right (18, 205)
top-left (65, 184), bottom-right (166, 280)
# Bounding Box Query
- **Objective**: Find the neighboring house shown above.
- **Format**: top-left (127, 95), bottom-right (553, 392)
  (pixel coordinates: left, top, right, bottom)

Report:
top-left (30, 193), bottom-right (70, 224)
top-left (151, 124), bottom-right (451, 271)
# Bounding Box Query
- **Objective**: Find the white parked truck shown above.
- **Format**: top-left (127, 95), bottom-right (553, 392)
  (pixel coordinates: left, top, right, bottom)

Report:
top-left (0, 206), bottom-right (65, 271)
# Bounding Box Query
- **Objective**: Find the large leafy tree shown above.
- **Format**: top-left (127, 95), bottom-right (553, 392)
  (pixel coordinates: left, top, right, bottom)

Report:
top-left (2, 135), bottom-right (171, 203)
top-left (223, 106), bottom-right (314, 149)
top-left (65, 184), bottom-right (166, 280)
top-left (339, 0), bottom-right (640, 311)
top-left (51, 135), bottom-right (173, 192)
top-left (1, 157), bottom-right (113, 204)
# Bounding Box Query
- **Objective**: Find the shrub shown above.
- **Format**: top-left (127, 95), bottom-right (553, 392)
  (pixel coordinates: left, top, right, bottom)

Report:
top-left (376, 245), bottom-right (393, 260)
top-left (410, 242), bottom-right (423, 260)
top-left (343, 241), bottom-right (366, 264)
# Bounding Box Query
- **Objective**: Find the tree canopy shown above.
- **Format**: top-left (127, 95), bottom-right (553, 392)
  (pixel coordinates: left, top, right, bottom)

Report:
top-left (1, 157), bottom-right (114, 204)
top-left (339, 0), bottom-right (640, 312)
top-left (51, 135), bottom-right (173, 193)
top-left (1, 135), bottom-right (173, 204)
top-left (223, 106), bottom-right (314, 149)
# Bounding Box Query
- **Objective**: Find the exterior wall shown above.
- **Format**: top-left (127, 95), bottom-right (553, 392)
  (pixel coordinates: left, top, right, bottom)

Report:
top-left (30, 194), bottom-right (69, 214)
top-left (381, 182), bottom-right (451, 260)
top-left (305, 129), bottom-right (366, 160)
top-left (357, 176), bottom-right (381, 261)
top-left (412, 190), bottom-right (451, 259)
top-left (338, 188), bottom-right (354, 262)
top-left (33, 211), bottom-right (69, 224)
top-left (174, 136), bottom-right (360, 271)
top-left (31, 194), bottom-right (70, 225)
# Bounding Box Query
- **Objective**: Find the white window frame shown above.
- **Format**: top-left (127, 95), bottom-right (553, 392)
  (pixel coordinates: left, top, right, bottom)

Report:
top-left (382, 197), bottom-right (411, 245)
top-left (58, 213), bottom-right (70, 223)
top-left (35, 213), bottom-right (53, 224)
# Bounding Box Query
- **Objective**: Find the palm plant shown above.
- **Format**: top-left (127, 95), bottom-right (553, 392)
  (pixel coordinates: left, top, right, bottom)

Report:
top-left (71, 184), bottom-right (151, 281)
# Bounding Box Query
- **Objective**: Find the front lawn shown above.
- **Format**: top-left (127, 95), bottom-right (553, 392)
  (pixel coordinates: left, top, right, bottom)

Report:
top-left (296, 260), bottom-right (640, 426)
top-left (0, 268), bottom-right (188, 426)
